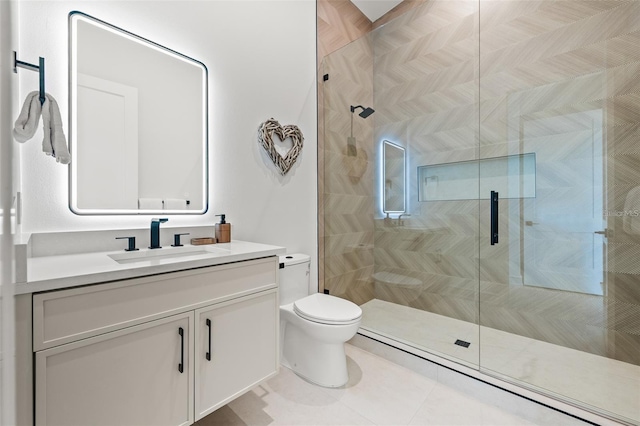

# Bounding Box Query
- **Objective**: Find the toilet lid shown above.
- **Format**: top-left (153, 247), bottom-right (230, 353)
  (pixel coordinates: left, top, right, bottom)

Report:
top-left (294, 293), bottom-right (362, 325)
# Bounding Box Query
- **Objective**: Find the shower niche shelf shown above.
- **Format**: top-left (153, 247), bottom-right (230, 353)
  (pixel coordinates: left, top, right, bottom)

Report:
top-left (418, 153), bottom-right (536, 202)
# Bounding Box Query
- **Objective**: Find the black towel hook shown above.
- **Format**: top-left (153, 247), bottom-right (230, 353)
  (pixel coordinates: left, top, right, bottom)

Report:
top-left (13, 51), bottom-right (45, 105)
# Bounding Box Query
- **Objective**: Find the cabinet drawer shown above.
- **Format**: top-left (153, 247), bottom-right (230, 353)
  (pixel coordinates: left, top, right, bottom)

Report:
top-left (33, 257), bottom-right (277, 351)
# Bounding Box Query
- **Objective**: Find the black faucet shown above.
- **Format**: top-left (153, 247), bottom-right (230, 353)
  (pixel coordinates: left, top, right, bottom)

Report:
top-left (149, 218), bottom-right (168, 249)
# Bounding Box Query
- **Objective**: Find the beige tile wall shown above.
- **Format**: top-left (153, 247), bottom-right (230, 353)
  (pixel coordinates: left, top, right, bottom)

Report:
top-left (372, 0), bottom-right (425, 30)
top-left (317, 0), bottom-right (373, 303)
top-left (368, 0), bottom-right (640, 365)
top-left (480, 0), bottom-right (640, 366)
top-left (322, 36), bottom-right (376, 305)
top-left (372, 0), bottom-right (481, 331)
top-left (320, 0), bottom-right (640, 367)
top-left (317, 0), bottom-right (372, 63)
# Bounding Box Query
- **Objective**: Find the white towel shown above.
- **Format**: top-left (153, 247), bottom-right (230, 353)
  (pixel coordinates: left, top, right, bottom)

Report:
top-left (139, 198), bottom-right (163, 210)
top-left (623, 186), bottom-right (640, 235)
top-left (41, 94), bottom-right (71, 164)
top-left (13, 91), bottom-right (71, 165)
top-left (164, 198), bottom-right (186, 210)
top-left (13, 91), bottom-right (41, 143)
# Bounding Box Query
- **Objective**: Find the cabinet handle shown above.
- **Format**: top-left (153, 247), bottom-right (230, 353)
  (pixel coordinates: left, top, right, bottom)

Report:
top-left (206, 319), bottom-right (212, 361)
top-left (490, 191), bottom-right (499, 245)
top-left (178, 327), bottom-right (184, 374)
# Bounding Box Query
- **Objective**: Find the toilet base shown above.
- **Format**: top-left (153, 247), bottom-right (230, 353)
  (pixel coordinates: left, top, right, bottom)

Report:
top-left (279, 301), bottom-right (361, 388)
top-left (281, 321), bottom-right (349, 388)
top-left (281, 361), bottom-right (348, 388)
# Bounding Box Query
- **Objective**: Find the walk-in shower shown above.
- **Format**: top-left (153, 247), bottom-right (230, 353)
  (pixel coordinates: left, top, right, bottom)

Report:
top-left (321, 1), bottom-right (640, 424)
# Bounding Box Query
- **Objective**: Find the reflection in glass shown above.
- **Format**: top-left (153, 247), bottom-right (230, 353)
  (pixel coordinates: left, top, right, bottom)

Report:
top-left (418, 153), bottom-right (536, 201)
top-left (383, 141), bottom-right (405, 213)
top-left (69, 12), bottom-right (208, 214)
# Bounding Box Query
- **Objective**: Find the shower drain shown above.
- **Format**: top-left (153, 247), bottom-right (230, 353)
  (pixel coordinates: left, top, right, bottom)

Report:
top-left (454, 339), bottom-right (471, 348)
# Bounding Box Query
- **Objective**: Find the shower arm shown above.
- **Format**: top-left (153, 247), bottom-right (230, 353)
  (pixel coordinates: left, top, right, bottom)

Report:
top-left (349, 105), bottom-right (374, 139)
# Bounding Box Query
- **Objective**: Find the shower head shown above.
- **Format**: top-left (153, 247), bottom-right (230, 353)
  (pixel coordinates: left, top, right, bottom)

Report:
top-left (350, 105), bottom-right (375, 119)
top-left (359, 107), bottom-right (375, 118)
top-left (348, 105), bottom-right (375, 155)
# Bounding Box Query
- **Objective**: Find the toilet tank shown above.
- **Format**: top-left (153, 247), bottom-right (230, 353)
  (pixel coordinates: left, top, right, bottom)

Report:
top-left (279, 254), bottom-right (310, 305)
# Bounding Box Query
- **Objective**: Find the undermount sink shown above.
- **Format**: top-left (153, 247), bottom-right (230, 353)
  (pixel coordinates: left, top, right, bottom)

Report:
top-left (108, 245), bottom-right (229, 265)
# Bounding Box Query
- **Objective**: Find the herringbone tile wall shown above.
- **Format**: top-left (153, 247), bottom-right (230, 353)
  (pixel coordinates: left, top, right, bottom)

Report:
top-left (317, 0), bottom-right (373, 295)
top-left (321, 0), bottom-right (640, 368)
top-left (371, 0), bottom-right (482, 358)
top-left (480, 0), bottom-right (640, 366)
top-left (368, 0), bottom-right (640, 366)
top-left (322, 35), bottom-right (377, 305)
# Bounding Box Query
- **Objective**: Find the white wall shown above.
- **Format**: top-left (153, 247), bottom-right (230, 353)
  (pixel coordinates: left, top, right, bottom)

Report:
top-left (17, 1), bottom-right (318, 289)
top-left (1, 1), bottom-right (19, 424)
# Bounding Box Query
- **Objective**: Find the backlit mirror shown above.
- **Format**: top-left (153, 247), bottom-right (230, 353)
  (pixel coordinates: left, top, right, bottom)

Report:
top-left (383, 140), bottom-right (405, 213)
top-left (69, 12), bottom-right (208, 214)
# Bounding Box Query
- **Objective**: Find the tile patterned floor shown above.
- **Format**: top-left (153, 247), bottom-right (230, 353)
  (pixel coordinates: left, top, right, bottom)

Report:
top-left (360, 299), bottom-right (640, 423)
top-left (196, 344), bottom-right (590, 426)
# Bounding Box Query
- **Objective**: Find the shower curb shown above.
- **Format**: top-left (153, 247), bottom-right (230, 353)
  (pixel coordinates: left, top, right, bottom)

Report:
top-left (350, 331), bottom-right (628, 426)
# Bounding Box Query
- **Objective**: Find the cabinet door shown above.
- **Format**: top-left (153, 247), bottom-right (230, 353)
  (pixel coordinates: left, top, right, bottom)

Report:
top-left (35, 312), bottom-right (194, 426)
top-left (195, 290), bottom-right (278, 420)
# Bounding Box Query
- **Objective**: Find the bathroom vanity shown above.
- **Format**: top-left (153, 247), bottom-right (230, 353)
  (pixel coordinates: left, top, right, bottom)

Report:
top-left (13, 236), bottom-right (285, 426)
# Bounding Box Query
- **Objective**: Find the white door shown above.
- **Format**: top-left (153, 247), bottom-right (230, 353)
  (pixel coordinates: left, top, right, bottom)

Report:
top-left (35, 312), bottom-right (193, 426)
top-left (523, 110), bottom-right (605, 295)
top-left (76, 73), bottom-right (139, 210)
top-left (195, 290), bottom-right (278, 420)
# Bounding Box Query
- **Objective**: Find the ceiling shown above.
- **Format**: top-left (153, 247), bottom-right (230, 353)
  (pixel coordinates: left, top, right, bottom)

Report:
top-left (350, 0), bottom-right (404, 22)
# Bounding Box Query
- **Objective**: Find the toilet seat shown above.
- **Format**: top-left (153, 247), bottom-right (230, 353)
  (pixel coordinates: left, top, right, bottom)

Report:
top-left (293, 293), bottom-right (362, 325)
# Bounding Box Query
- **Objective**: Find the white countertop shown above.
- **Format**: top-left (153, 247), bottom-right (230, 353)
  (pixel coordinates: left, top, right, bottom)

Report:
top-left (17, 240), bottom-right (286, 295)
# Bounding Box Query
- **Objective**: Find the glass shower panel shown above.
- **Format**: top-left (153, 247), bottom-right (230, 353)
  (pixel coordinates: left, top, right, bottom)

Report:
top-left (417, 153), bottom-right (536, 202)
top-left (321, 34), bottom-right (376, 307)
top-left (350, 0), bottom-right (481, 368)
top-left (478, 1), bottom-right (640, 423)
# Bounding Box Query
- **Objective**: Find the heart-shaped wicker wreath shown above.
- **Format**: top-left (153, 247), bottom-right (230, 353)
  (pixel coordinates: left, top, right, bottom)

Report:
top-left (258, 118), bottom-right (304, 175)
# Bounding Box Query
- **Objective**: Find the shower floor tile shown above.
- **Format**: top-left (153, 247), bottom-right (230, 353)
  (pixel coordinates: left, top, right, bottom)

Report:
top-left (360, 298), bottom-right (480, 366)
top-left (360, 299), bottom-right (639, 424)
top-left (196, 343), bottom-right (590, 426)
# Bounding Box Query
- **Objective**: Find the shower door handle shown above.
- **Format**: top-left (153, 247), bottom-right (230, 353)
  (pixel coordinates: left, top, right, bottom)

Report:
top-left (491, 191), bottom-right (499, 245)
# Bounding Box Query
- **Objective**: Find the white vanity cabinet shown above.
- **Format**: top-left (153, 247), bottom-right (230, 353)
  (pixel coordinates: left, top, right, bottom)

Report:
top-left (195, 290), bottom-right (277, 420)
top-left (31, 257), bottom-right (279, 426)
top-left (35, 312), bottom-right (194, 426)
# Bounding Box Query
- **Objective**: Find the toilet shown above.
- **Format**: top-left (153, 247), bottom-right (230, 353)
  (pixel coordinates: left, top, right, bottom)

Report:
top-left (279, 254), bottom-right (362, 388)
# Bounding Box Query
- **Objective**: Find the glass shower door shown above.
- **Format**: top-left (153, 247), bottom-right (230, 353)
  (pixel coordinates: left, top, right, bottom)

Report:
top-left (478, 1), bottom-right (640, 422)
top-left (320, 34), bottom-right (377, 309)
top-left (320, 0), bottom-right (640, 422)
top-left (320, 0), bottom-right (483, 369)
top-left (364, 0), bottom-right (481, 369)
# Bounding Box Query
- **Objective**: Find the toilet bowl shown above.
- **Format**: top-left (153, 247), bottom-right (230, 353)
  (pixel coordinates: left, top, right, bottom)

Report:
top-left (279, 254), bottom-right (362, 388)
top-left (373, 271), bottom-right (423, 304)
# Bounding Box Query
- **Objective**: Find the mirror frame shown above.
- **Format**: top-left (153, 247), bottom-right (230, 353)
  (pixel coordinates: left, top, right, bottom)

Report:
top-left (382, 140), bottom-right (406, 214)
top-left (68, 11), bottom-right (209, 215)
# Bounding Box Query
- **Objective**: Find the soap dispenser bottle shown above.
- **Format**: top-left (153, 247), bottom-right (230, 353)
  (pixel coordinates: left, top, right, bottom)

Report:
top-left (215, 214), bottom-right (231, 243)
